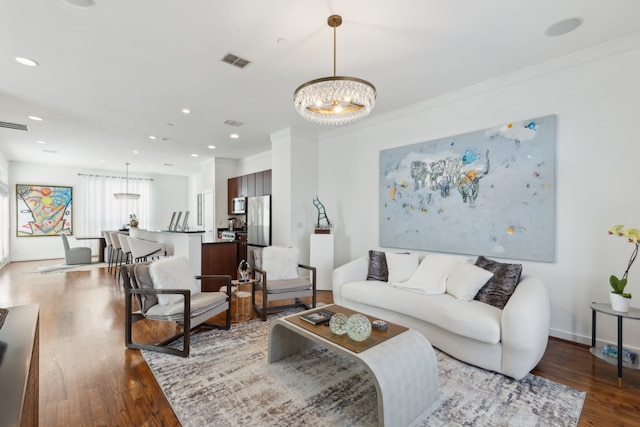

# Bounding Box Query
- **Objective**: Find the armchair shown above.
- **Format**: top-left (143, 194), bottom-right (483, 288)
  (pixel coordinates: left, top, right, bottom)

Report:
top-left (250, 247), bottom-right (316, 321)
top-left (123, 256), bottom-right (231, 357)
top-left (61, 233), bottom-right (92, 265)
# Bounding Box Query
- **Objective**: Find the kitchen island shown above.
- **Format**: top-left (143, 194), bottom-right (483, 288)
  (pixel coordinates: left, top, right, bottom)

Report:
top-left (128, 228), bottom-right (204, 275)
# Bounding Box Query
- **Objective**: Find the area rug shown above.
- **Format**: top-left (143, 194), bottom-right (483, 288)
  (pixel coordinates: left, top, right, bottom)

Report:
top-left (142, 313), bottom-right (585, 427)
top-left (26, 261), bottom-right (107, 274)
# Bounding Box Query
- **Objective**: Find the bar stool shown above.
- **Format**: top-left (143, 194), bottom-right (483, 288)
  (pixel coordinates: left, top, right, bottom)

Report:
top-left (109, 231), bottom-right (125, 279)
top-left (102, 231), bottom-right (114, 272)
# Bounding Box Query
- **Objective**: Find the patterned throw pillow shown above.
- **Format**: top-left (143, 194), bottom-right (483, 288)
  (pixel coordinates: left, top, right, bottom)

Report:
top-left (473, 256), bottom-right (523, 309)
top-left (366, 250), bottom-right (388, 281)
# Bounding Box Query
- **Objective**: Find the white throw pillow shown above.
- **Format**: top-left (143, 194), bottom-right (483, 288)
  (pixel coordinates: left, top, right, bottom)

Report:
top-left (446, 262), bottom-right (494, 301)
top-left (149, 256), bottom-right (200, 305)
top-left (395, 253), bottom-right (459, 294)
top-left (385, 252), bottom-right (419, 283)
top-left (262, 246), bottom-right (299, 280)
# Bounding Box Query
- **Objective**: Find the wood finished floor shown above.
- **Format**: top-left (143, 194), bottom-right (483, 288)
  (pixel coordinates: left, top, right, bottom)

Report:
top-left (1, 259), bottom-right (639, 426)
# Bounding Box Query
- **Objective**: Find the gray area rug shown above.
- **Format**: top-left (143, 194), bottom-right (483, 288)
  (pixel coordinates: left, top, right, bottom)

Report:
top-left (142, 312), bottom-right (585, 426)
top-left (25, 261), bottom-right (107, 274)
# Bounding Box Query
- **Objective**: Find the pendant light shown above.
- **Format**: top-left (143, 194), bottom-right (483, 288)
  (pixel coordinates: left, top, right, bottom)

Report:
top-left (113, 162), bottom-right (140, 200)
top-left (294, 15), bottom-right (377, 125)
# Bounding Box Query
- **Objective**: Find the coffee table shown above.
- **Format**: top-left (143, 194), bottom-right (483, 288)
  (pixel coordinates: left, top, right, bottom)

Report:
top-left (268, 304), bottom-right (439, 426)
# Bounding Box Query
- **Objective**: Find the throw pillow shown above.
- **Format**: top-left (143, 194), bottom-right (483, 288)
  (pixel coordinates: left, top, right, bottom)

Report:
top-left (474, 256), bottom-right (523, 309)
top-left (395, 253), bottom-right (460, 294)
top-left (366, 250), bottom-right (388, 281)
top-left (385, 252), bottom-right (419, 283)
top-left (149, 256), bottom-right (200, 306)
top-left (134, 263), bottom-right (158, 312)
top-left (261, 246), bottom-right (299, 280)
top-left (446, 262), bottom-right (494, 301)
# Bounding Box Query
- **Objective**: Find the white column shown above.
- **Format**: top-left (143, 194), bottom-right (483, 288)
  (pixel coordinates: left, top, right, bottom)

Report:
top-left (310, 233), bottom-right (334, 291)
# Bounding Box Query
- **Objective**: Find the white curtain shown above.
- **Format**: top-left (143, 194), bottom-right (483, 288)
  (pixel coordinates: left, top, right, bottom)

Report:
top-left (81, 173), bottom-right (150, 237)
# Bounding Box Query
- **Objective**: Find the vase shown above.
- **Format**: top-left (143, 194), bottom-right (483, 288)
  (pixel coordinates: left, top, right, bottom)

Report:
top-left (130, 220), bottom-right (139, 228)
top-left (610, 292), bottom-right (631, 313)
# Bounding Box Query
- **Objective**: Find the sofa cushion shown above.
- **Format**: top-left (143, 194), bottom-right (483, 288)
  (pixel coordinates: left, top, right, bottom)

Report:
top-left (366, 250), bottom-right (388, 281)
top-left (340, 280), bottom-right (502, 344)
top-left (262, 246), bottom-right (299, 280)
top-left (150, 256), bottom-right (200, 305)
top-left (474, 256), bottom-right (523, 309)
top-left (446, 262), bottom-right (494, 301)
top-left (394, 253), bottom-right (459, 294)
top-left (385, 252), bottom-right (419, 283)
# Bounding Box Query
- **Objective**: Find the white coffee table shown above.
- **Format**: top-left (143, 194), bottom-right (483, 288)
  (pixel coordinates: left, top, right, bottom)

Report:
top-left (268, 305), bottom-right (439, 426)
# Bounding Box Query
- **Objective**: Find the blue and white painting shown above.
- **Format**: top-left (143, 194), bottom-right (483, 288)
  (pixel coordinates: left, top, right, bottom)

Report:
top-left (379, 115), bottom-right (556, 262)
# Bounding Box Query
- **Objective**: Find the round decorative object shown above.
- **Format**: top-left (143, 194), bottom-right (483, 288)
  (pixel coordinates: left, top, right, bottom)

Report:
top-left (329, 313), bottom-right (348, 335)
top-left (346, 313), bottom-right (372, 342)
top-left (371, 319), bottom-right (388, 331)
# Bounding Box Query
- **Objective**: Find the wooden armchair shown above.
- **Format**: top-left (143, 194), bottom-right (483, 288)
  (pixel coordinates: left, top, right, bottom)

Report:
top-left (250, 247), bottom-right (316, 321)
top-left (122, 256), bottom-right (231, 357)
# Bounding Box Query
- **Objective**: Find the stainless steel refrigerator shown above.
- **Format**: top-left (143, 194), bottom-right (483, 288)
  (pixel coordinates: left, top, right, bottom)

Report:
top-left (247, 195), bottom-right (271, 248)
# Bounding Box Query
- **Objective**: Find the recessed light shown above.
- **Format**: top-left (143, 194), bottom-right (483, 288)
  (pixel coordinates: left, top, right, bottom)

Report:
top-left (181, 108), bottom-right (191, 114)
top-left (133, 150), bottom-right (139, 154)
top-left (230, 133), bottom-right (239, 139)
top-left (28, 116), bottom-right (43, 121)
top-left (63, 0), bottom-right (95, 8)
top-left (208, 145), bottom-right (216, 149)
top-left (16, 57), bottom-right (38, 67)
top-left (545, 18), bottom-right (583, 37)
top-left (35, 140), bottom-right (46, 144)
top-left (191, 153), bottom-right (198, 157)
top-left (149, 135), bottom-right (156, 140)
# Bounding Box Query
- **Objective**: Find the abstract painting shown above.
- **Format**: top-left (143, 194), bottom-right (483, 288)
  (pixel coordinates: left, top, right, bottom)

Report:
top-left (379, 115), bottom-right (556, 262)
top-left (16, 184), bottom-right (73, 236)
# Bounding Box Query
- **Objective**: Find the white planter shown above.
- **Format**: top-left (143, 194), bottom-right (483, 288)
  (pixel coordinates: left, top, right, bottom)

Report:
top-left (610, 292), bottom-right (632, 312)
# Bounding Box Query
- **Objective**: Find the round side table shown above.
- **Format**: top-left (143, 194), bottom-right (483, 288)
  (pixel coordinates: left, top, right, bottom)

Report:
top-left (231, 279), bottom-right (256, 322)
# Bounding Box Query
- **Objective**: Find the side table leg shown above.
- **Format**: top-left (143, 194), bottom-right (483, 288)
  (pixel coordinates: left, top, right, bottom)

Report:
top-left (591, 309), bottom-right (596, 368)
top-left (617, 315), bottom-right (623, 387)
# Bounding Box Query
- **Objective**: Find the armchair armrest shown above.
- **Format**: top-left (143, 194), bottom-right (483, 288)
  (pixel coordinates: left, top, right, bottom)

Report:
top-left (196, 274), bottom-right (233, 295)
top-left (298, 264), bottom-right (316, 289)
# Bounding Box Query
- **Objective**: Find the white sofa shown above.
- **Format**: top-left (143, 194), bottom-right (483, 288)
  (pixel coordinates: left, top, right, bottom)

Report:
top-left (332, 253), bottom-right (550, 380)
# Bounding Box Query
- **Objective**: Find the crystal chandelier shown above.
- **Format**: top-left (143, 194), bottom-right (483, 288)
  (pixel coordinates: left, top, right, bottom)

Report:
top-left (294, 15), bottom-right (376, 125)
top-left (113, 162), bottom-right (140, 200)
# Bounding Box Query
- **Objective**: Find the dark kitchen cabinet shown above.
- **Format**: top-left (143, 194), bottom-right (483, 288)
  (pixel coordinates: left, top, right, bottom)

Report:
top-left (202, 242), bottom-right (238, 291)
top-left (262, 169), bottom-right (272, 194)
top-left (227, 177), bottom-right (242, 214)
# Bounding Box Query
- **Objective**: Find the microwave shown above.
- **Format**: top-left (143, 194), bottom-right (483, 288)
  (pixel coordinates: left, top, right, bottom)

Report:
top-left (232, 197), bottom-right (246, 214)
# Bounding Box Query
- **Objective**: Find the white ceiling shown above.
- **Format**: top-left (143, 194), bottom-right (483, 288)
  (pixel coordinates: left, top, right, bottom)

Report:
top-left (1, 0), bottom-right (639, 176)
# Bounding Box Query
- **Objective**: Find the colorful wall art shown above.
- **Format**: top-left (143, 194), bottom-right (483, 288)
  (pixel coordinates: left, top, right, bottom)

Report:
top-left (16, 184), bottom-right (73, 236)
top-left (379, 115), bottom-right (556, 262)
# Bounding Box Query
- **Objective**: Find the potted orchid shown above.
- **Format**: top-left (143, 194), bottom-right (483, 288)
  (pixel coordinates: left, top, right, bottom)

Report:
top-left (607, 225), bottom-right (639, 312)
top-left (129, 213), bottom-right (139, 228)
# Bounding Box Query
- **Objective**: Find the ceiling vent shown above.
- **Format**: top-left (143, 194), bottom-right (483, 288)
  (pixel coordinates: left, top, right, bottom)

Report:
top-left (0, 121), bottom-right (29, 131)
top-left (221, 53), bottom-right (251, 69)
top-left (223, 119), bottom-right (244, 127)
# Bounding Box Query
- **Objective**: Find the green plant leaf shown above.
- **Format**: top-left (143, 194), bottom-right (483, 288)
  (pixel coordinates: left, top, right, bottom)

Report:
top-left (609, 275), bottom-right (627, 293)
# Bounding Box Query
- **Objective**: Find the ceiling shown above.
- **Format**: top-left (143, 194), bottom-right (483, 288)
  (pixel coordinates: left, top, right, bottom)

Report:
top-left (1, 0), bottom-right (639, 176)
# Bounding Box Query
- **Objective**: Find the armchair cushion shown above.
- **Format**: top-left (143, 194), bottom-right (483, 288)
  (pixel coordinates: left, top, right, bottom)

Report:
top-left (266, 278), bottom-right (312, 294)
top-left (134, 263), bottom-right (158, 312)
top-left (150, 256), bottom-right (200, 305)
top-left (145, 291), bottom-right (228, 321)
top-left (261, 247), bottom-right (300, 280)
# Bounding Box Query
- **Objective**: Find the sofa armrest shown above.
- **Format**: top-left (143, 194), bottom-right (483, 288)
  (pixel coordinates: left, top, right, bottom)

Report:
top-left (500, 275), bottom-right (550, 379)
top-left (332, 256), bottom-right (368, 305)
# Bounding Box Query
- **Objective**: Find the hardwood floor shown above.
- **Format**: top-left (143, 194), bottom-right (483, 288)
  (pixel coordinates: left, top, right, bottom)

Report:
top-left (1, 259), bottom-right (639, 426)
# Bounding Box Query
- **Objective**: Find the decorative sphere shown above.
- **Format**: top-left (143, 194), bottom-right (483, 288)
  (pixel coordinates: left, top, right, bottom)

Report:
top-left (345, 313), bottom-right (372, 342)
top-left (329, 313), bottom-right (348, 335)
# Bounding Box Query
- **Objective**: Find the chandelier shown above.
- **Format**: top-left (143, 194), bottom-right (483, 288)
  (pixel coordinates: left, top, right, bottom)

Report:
top-left (294, 15), bottom-right (376, 125)
top-left (113, 162), bottom-right (140, 200)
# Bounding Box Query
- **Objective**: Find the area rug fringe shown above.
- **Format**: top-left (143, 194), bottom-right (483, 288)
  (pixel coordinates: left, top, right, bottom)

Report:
top-left (142, 311), bottom-right (585, 427)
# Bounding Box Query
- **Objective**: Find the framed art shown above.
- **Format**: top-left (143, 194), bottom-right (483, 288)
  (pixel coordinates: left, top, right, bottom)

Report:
top-left (379, 115), bottom-right (556, 262)
top-left (16, 184), bottom-right (73, 236)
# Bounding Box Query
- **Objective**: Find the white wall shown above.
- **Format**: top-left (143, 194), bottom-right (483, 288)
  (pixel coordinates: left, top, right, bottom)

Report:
top-left (8, 161), bottom-right (190, 260)
top-left (318, 35), bottom-right (640, 349)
